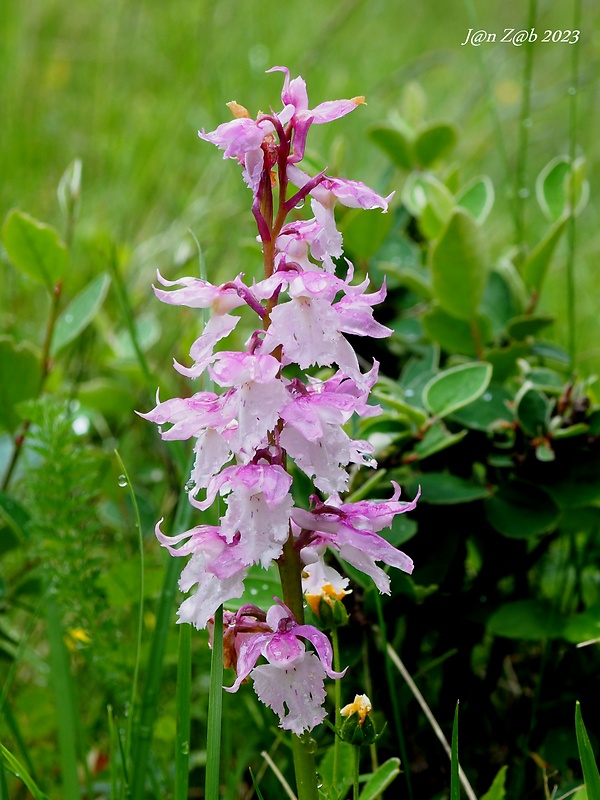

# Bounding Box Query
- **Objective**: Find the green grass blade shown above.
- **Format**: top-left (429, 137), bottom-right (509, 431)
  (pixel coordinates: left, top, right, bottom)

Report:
top-left (575, 702), bottom-right (600, 799)
top-left (106, 705), bottom-right (119, 800)
top-left (175, 622), bottom-right (192, 800)
top-left (205, 604), bottom-right (224, 800)
top-left (0, 755), bottom-right (8, 800)
top-left (0, 742), bottom-right (50, 800)
top-left (1, 701), bottom-right (38, 785)
top-left (249, 768), bottom-right (266, 800)
top-left (45, 595), bottom-right (80, 800)
top-left (114, 450), bottom-right (144, 774)
top-left (130, 488), bottom-right (194, 800)
top-left (450, 702), bottom-right (460, 800)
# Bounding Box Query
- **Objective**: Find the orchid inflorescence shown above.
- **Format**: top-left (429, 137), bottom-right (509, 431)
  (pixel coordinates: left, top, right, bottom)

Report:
top-left (142, 67), bottom-right (418, 735)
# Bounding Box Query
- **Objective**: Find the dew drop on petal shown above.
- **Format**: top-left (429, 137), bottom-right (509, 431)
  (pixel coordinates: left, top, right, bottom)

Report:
top-left (117, 474), bottom-right (128, 488)
top-left (185, 479), bottom-right (196, 493)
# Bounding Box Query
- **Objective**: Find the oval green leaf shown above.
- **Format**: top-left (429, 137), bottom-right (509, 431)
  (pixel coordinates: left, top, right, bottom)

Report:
top-left (423, 362), bottom-right (492, 418)
top-left (487, 600), bottom-right (564, 640)
top-left (456, 176), bottom-right (495, 224)
top-left (536, 156), bottom-right (571, 222)
top-left (404, 472), bottom-right (490, 505)
top-left (429, 208), bottom-right (489, 320)
top-left (522, 216), bottom-right (568, 293)
top-left (414, 122), bottom-right (457, 167)
top-left (2, 209), bottom-right (68, 290)
top-left (369, 126), bottom-right (414, 171)
top-left (515, 385), bottom-right (551, 437)
top-left (51, 273), bottom-right (111, 355)
top-left (0, 336), bottom-right (41, 433)
top-left (485, 481), bottom-right (560, 538)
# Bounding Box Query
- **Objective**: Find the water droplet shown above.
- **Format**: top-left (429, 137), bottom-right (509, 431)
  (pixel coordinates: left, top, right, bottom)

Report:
top-left (117, 474), bottom-right (128, 488)
top-left (518, 188), bottom-right (529, 199)
top-left (483, 392), bottom-right (493, 402)
top-left (405, 389), bottom-right (415, 397)
top-left (294, 200), bottom-right (305, 210)
top-left (185, 479), bottom-right (196, 493)
top-left (567, 86), bottom-right (577, 96)
top-left (250, 588), bottom-right (258, 596)
top-left (65, 313), bottom-right (74, 324)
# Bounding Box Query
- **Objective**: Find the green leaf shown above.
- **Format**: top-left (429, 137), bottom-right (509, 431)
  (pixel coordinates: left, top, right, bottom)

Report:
top-left (2, 209), bottom-right (68, 290)
top-left (481, 766), bottom-right (508, 800)
top-left (429, 208), bottom-right (488, 320)
top-left (531, 340), bottom-right (570, 364)
top-left (564, 605), bottom-right (600, 645)
top-left (223, 564), bottom-right (281, 611)
top-left (515, 385), bottom-right (552, 436)
top-left (450, 703), bottom-right (460, 800)
top-left (450, 385), bottom-right (513, 431)
top-left (404, 472), bottom-right (490, 505)
top-left (0, 743), bottom-right (50, 800)
top-left (522, 216), bottom-right (568, 293)
top-left (546, 454), bottom-right (600, 508)
top-left (51, 273), bottom-right (111, 355)
top-left (482, 271), bottom-right (518, 336)
top-left (385, 514), bottom-right (418, 546)
top-left (484, 341), bottom-right (532, 382)
top-left (575, 702), bottom-right (600, 799)
top-left (0, 492), bottom-right (30, 539)
top-left (507, 315), bottom-right (554, 341)
top-left (359, 758), bottom-right (401, 800)
top-left (319, 742), bottom-right (354, 796)
top-left (567, 157), bottom-right (590, 217)
top-left (0, 336), bottom-right (41, 433)
top-left (422, 307), bottom-right (491, 357)
top-left (369, 126), bottom-right (414, 170)
top-left (341, 207), bottom-right (394, 261)
top-left (414, 123), bottom-right (457, 167)
top-left (423, 362), bottom-right (492, 418)
top-left (487, 600), bottom-right (565, 640)
top-left (414, 420), bottom-right (467, 459)
top-left (536, 156), bottom-right (571, 222)
top-left (485, 482), bottom-right (560, 538)
top-left (402, 174), bottom-right (454, 229)
top-left (456, 176), bottom-right (495, 224)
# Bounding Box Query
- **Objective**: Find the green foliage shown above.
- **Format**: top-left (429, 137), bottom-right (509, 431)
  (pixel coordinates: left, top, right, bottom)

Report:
top-left (2, 211), bottom-right (68, 291)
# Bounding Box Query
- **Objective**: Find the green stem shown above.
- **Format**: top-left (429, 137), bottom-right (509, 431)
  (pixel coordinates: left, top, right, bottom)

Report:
top-left (566, 0), bottom-right (582, 365)
top-left (514, 0), bottom-right (537, 248)
top-left (205, 605), bottom-right (223, 800)
top-left (332, 628), bottom-right (342, 788)
top-left (353, 745), bottom-right (360, 800)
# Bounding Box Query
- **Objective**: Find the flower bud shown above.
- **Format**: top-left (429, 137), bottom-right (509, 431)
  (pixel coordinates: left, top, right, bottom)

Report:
top-left (339, 694), bottom-right (378, 745)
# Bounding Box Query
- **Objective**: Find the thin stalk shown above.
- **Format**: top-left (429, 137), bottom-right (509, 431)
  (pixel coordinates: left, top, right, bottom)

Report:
top-left (566, 0), bottom-right (582, 364)
top-left (331, 628), bottom-right (342, 787)
top-left (373, 593), bottom-right (413, 800)
top-left (175, 623), bottom-right (192, 800)
top-left (205, 605), bottom-right (224, 800)
top-left (514, 0), bottom-right (538, 248)
top-left (106, 705), bottom-right (119, 800)
top-left (385, 643), bottom-right (478, 800)
top-left (353, 746), bottom-right (360, 800)
top-left (114, 450), bottom-right (145, 775)
top-left (261, 750), bottom-right (297, 800)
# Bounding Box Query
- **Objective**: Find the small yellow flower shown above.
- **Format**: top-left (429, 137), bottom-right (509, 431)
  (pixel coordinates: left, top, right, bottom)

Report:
top-left (65, 628), bottom-right (91, 651)
top-left (340, 694), bottom-right (372, 726)
top-left (305, 582), bottom-right (351, 616)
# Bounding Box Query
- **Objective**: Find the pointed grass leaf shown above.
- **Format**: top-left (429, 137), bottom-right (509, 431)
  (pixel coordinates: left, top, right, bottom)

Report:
top-left (485, 481), bottom-right (560, 538)
top-left (450, 703), bottom-right (460, 800)
top-left (0, 743), bottom-right (50, 800)
top-left (481, 766), bottom-right (507, 800)
top-left (0, 337), bottom-right (41, 433)
top-left (429, 208), bottom-right (489, 320)
top-left (422, 307), bottom-right (492, 357)
top-left (358, 758), bottom-right (401, 800)
top-left (456, 176), bottom-right (495, 224)
top-left (2, 210), bottom-right (68, 290)
top-left (423, 362), bottom-right (492, 418)
top-left (487, 600), bottom-right (565, 640)
top-left (576, 702), bottom-right (600, 799)
top-left (51, 273), bottom-right (111, 355)
top-left (414, 123), bottom-right (457, 167)
top-left (522, 216), bottom-right (568, 293)
top-left (369, 126), bottom-right (414, 170)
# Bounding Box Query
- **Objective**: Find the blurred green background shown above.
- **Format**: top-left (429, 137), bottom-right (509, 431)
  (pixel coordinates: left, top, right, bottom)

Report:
top-left (1, 0), bottom-right (599, 368)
